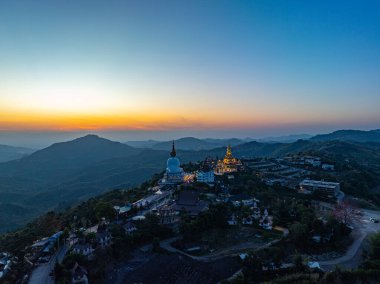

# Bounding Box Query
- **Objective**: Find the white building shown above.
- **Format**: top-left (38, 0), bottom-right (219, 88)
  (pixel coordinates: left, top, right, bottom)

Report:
top-left (71, 262), bottom-right (89, 284)
top-left (228, 214), bottom-right (238, 225)
top-left (322, 164), bottom-right (335, 171)
top-left (299, 179), bottom-right (340, 198)
top-left (72, 243), bottom-right (94, 257)
top-left (259, 209), bottom-right (273, 230)
top-left (160, 142), bottom-right (184, 185)
top-left (123, 222), bottom-right (137, 235)
top-left (196, 165), bottom-right (214, 184)
top-left (305, 157), bottom-right (321, 167)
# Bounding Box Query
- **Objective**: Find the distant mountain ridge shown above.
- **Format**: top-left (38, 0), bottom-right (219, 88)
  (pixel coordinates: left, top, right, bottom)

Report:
top-left (258, 134), bottom-right (313, 143)
top-left (125, 137), bottom-right (252, 151)
top-left (0, 145), bottom-right (35, 163)
top-left (1, 130), bottom-right (380, 232)
top-left (311, 129), bottom-right (380, 142)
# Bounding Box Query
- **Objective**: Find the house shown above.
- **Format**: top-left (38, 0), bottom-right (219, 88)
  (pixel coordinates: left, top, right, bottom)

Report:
top-left (96, 231), bottom-right (111, 247)
top-left (0, 253), bottom-right (11, 279)
top-left (71, 262), bottom-right (89, 284)
top-left (72, 243), bottom-right (94, 257)
top-left (305, 158), bottom-right (321, 167)
top-left (242, 217), bottom-right (253, 225)
top-left (229, 193), bottom-right (256, 207)
top-left (322, 164), bottom-right (334, 171)
top-left (228, 214), bottom-right (238, 225)
top-left (259, 209), bottom-right (273, 230)
top-left (308, 261), bottom-right (322, 270)
top-left (312, 235), bottom-right (321, 243)
top-left (239, 253), bottom-right (249, 260)
top-left (114, 205), bottom-right (132, 216)
top-left (260, 217), bottom-right (273, 230)
top-left (251, 203), bottom-right (261, 219)
top-left (123, 222), bottom-right (137, 236)
top-left (68, 233), bottom-right (79, 247)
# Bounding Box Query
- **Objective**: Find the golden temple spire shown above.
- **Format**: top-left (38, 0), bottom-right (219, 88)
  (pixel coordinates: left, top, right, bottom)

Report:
top-left (226, 144), bottom-right (232, 156)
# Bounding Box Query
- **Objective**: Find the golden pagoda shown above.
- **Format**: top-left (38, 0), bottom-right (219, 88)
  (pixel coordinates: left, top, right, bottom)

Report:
top-left (215, 145), bottom-right (242, 175)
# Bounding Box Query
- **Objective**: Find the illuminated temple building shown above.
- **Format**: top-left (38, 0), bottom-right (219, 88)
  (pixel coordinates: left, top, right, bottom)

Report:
top-left (160, 141), bottom-right (184, 185)
top-left (214, 145), bottom-right (242, 175)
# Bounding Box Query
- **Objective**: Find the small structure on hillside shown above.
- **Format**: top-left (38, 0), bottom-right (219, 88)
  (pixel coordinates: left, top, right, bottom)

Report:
top-left (72, 243), bottom-right (94, 257)
top-left (259, 209), bottom-right (273, 230)
top-left (123, 222), bottom-right (138, 236)
top-left (71, 262), bottom-right (89, 284)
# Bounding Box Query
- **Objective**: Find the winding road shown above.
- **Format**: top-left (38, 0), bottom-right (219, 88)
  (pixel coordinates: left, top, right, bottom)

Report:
top-left (319, 208), bottom-right (380, 270)
top-left (28, 244), bottom-right (68, 284)
top-left (161, 227), bottom-right (289, 262)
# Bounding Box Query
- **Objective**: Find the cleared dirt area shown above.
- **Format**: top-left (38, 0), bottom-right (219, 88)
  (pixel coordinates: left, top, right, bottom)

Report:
top-left (107, 252), bottom-right (240, 284)
top-left (174, 226), bottom-right (282, 256)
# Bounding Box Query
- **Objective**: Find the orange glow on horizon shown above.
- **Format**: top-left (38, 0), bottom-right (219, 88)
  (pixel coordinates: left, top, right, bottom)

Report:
top-left (0, 104), bottom-right (283, 132)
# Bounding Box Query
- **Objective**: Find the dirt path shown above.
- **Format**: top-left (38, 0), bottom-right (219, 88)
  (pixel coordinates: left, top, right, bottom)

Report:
top-left (160, 230), bottom-right (287, 262)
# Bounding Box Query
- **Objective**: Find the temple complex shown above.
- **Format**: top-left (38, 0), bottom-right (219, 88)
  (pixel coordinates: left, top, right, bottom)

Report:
top-left (214, 145), bottom-right (242, 175)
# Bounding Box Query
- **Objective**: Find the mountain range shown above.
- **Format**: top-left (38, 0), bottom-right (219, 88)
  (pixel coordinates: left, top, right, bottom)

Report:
top-left (0, 129), bottom-right (380, 232)
top-left (0, 145), bottom-right (35, 163)
top-left (125, 137), bottom-right (253, 151)
top-left (124, 129), bottom-right (380, 151)
top-left (311, 129), bottom-right (380, 142)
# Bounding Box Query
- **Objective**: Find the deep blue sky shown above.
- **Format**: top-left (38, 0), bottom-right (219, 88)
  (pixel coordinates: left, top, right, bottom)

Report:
top-left (0, 1), bottom-right (379, 145)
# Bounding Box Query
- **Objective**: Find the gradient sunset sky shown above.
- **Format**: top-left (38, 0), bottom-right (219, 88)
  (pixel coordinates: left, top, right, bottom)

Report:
top-left (1, 0), bottom-right (379, 143)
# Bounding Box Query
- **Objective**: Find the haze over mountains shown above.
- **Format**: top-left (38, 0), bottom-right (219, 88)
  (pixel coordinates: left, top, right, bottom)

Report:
top-left (0, 145), bottom-right (35, 163)
top-left (311, 129), bottom-right (380, 142)
top-left (124, 129), bottom-right (380, 150)
top-left (0, 129), bottom-right (379, 232)
top-left (125, 137), bottom-right (253, 151)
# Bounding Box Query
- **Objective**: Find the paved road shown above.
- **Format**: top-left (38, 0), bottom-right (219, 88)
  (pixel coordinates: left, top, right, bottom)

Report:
top-left (319, 208), bottom-right (380, 270)
top-left (28, 245), bottom-right (68, 284)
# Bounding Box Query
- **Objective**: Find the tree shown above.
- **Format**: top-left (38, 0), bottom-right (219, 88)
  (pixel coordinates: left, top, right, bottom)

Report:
top-left (85, 232), bottom-right (97, 244)
top-left (95, 202), bottom-right (115, 221)
top-left (293, 254), bottom-right (304, 272)
top-left (152, 237), bottom-right (161, 252)
top-left (333, 201), bottom-right (356, 225)
top-left (312, 218), bottom-right (324, 235)
top-left (290, 223), bottom-right (308, 244)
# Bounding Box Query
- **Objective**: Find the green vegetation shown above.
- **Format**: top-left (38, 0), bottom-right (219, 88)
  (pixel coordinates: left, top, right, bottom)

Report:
top-left (180, 203), bottom-right (229, 242)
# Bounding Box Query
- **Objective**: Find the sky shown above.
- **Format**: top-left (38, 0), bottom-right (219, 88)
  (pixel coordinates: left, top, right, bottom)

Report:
top-left (0, 0), bottom-right (380, 146)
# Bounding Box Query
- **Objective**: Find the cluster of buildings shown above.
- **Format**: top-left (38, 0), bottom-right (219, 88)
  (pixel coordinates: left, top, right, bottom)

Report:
top-left (160, 142), bottom-right (243, 187)
top-left (246, 158), bottom-right (310, 189)
top-left (72, 222), bottom-right (112, 258)
top-left (0, 252), bottom-right (12, 279)
top-left (284, 155), bottom-right (335, 171)
top-left (150, 142), bottom-right (244, 220)
top-left (246, 155), bottom-right (340, 201)
top-left (25, 231), bottom-right (63, 264)
top-left (228, 202), bottom-right (273, 230)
